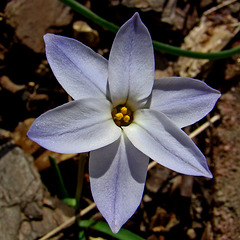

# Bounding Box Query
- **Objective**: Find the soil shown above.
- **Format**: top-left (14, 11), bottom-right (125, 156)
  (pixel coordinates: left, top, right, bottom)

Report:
top-left (0, 0), bottom-right (240, 239)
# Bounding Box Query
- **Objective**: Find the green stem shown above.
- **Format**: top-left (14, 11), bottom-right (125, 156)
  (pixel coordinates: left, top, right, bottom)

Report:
top-left (153, 40), bottom-right (240, 60)
top-left (59, 0), bottom-right (240, 60)
top-left (79, 220), bottom-right (145, 240)
top-left (75, 154), bottom-right (87, 240)
top-left (60, 0), bottom-right (119, 33)
top-left (49, 156), bottom-right (69, 199)
top-left (75, 154), bottom-right (87, 212)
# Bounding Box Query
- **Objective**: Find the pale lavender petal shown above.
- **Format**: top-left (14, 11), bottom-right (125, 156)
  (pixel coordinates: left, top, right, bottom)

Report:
top-left (89, 132), bottom-right (149, 233)
top-left (150, 77), bottom-right (221, 128)
top-left (27, 98), bottom-right (121, 153)
top-left (124, 109), bottom-right (212, 178)
top-left (108, 13), bottom-right (154, 109)
top-left (44, 34), bottom-right (108, 100)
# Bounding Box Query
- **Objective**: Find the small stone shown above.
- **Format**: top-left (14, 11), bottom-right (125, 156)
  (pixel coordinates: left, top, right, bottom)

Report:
top-left (73, 21), bottom-right (100, 47)
top-left (143, 194), bottom-right (152, 203)
top-left (187, 228), bottom-right (197, 239)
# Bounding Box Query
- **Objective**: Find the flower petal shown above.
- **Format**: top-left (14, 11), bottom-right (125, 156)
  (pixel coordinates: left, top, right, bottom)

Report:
top-left (108, 13), bottom-right (154, 109)
top-left (89, 132), bottom-right (149, 233)
top-left (44, 34), bottom-right (108, 100)
top-left (124, 109), bottom-right (212, 178)
top-left (27, 98), bottom-right (121, 153)
top-left (150, 77), bottom-right (221, 128)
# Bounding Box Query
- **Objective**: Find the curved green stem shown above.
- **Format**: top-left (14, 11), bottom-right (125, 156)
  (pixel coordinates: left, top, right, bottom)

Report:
top-left (152, 40), bottom-right (240, 60)
top-left (60, 0), bottom-right (119, 33)
top-left (75, 154), bottom-right (87, 212)
top-left (49, 156), bottom-right (69, 199)
top-left (59, 0), bottom-right (240, 60)
top-left (78, 220), bottom-right (145, 240)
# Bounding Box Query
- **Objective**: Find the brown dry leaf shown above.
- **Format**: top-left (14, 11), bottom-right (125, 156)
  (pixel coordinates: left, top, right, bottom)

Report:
top-left (120, 0), bottom-right (166, 12)
top-left (155, 67), bottom-right (174, 79)
top-left (201, 221), bottom-right (213, 240)
top-left (0, 43), bottom-right (8, 61)
top-left (180, 175), bottom-right (194, 198)
top-left (13, 118), bottom-right (77, 171)
top-left (169, 175), bottom-right (182, 195)
top-left (112, 0), bottom-right (197, 31)
top-left (0, 75), bottom-right (25, 93)
top-left (150, 208), bottom-right (179, 233)
top-left (146, 164), bottom-right (170, 193)
top-left (149, 207), bottom-right (168, 231)
top-left (34, 151), bottom-right (77, 171)
top-left (164, 214), bottom-right (179, 232)
top-left (161, 0), bottom-right (177, 25)
top-left (13, 118), bottom-right (40, 155)
top-left (176, 13), bottom-right (239, 78)
top-left (73, 21), bottom-right (100, 47)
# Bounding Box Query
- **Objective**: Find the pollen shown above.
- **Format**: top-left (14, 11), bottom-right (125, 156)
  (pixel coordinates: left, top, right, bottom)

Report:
top-left (115, 112), bottom-right (124, 120)
top-left (120, 107), bottom-right (127, 115)
top-left (112, 105), bottom-right (133, 127)
top-left (123, 115), bottom-right (130, 123)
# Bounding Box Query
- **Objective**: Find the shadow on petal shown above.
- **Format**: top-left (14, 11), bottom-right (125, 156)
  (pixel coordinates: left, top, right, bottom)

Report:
top-left (89, 137), bottom-right (121, 178)
top-left (89, 132), bottom-right (149, 233)
top-left (124, 133), bottom-right (149, 183)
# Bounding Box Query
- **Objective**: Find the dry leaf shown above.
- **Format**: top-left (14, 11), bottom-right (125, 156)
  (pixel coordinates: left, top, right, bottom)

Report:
top-left (176, 13), bottom-right (239, 78)
top-left (13, 118), bottom-right (77, 171)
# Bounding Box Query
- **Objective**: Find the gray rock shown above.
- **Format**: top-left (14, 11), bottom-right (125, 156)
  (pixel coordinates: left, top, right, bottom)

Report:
top-left (0, 146), bottom-right (74, 240)
top-left (0, 205), bottom-right (21, 240)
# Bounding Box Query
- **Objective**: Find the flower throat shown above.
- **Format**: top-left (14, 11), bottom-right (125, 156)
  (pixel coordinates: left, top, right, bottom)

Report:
top-left (112, 105), bottom-right (133, 127)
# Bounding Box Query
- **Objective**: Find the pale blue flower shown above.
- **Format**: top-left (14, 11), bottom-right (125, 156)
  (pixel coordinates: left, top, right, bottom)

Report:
top-left (28, 13), bottom-right (220, 233)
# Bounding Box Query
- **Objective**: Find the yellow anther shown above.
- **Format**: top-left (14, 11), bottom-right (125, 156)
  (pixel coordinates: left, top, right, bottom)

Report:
top-left (120, 107), bottom-right (128, 115)
top-left (112, 105), bottom-right (133, 127)
top-left (123, 115), bottom-right (130, 123)
top-left (115, 113), bottom-right (123, 120)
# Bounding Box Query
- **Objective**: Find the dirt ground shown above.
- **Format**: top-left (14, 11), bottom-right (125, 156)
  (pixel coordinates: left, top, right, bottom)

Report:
top-left (0, 0), bottom-right (240, 239)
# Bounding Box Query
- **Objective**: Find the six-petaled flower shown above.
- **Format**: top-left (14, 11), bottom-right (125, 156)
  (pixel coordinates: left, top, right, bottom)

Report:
top-left (28, 13), bottom-right (221, 233)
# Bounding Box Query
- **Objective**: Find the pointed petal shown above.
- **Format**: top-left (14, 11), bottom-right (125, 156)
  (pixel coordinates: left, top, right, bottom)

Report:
top-left (89, 133), bottom-right (149, 233)
top-left (44, 34), bottom-right (108, 100)
top-left (27, 98), bottom-right (121, 153)
top-left (124, 109), bottom-right (212, 178)
top-left (108, 13), bottom-right (154, 109)
top-left (150, 77), bottom-right (221, 128)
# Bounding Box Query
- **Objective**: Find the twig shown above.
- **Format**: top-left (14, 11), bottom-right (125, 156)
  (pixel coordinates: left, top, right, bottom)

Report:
top-left (40, 114), bottom-right (220, 239)
top-left (39, 203), bottom-right (96, 240)
top-left (188, 115), bottom-right (220, 139)
top-left (204, 0), bottom-right (238, 16)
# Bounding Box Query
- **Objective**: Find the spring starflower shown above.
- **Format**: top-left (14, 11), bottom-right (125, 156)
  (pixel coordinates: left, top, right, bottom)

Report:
top-left (28, 13), bottom-right (220, 233)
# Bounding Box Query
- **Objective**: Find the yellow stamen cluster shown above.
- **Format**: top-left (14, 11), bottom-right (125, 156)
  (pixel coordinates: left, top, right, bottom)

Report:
top-left (112, 105), bottom-right (133, 127)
